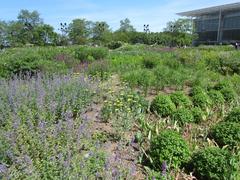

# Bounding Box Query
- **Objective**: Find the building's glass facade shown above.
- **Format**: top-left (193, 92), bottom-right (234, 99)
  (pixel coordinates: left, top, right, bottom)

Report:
top-left (194, 10), bottom-right (240, 43)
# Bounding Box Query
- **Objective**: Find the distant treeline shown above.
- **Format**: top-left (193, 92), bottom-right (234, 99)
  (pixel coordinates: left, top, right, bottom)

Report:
top-left (0, 10), bottom-right (196, 48)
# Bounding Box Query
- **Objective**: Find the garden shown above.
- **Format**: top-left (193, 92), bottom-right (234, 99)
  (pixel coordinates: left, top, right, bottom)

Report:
top-left (0, 44), bottom-right (240, 179)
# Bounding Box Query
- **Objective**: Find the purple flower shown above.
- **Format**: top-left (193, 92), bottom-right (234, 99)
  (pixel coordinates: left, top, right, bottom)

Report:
top-left (0, 164), bottom-right (8, 174)
top-left (161, 161), bottom-right (167, 176)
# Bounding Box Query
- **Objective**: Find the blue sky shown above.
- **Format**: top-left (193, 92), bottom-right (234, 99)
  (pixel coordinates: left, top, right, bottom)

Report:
top-left (0, 0), bottom-right (238, 32)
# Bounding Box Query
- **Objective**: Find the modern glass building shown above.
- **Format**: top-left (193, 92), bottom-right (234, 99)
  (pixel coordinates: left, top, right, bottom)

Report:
top-left (177, 3), bottom-right (240, 44)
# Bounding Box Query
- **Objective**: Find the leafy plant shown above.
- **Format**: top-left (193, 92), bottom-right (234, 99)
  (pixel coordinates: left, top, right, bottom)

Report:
top-left (209, 122), bottom-right (240, 150)
top-left (190, 147), bottom-right (237, 180)
top-left (192, 92), bottom-right (212, 111)
top-left (190, 86), bottom-right (206, 97)
top-left (149, 130), bottom-right (190, 169)
top-left (171, 108), bottom-right (194, 126)
top-left (150, 94), bottom-right (176, 117)
top-left (107, 41), bottom-right (122, 49)
top-left (142, 56), bottom-right (157, 69)
top-left (208, 90), bottom-right (225, 106)
top-left (170, 91), bottom-right (192, 108)
top-left (225, 107), bottom-right (240, 123)
top-left (220, 87), bottom-right (237, 103)
top-left (191, 107), bottom-right (206, 123)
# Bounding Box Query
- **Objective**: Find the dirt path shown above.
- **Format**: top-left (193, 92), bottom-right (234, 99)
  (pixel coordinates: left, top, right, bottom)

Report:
top-left (81, 76), bottom-right (145, 179)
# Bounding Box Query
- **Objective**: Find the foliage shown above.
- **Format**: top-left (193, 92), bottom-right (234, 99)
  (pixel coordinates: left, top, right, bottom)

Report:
top-left (171, 108), bottom-right (194, 126)
top-left (107, 41), bottom-right (122, 49)
top-left (142, 56), bottom-right (158, 69)
top-left (117, 18), bottom-right (136, 32)
top-left (208, 90), bottom-right (225, 106)
top-left (191, 107), bottom-right (206, 124)
top-left (150, 94), bottom-right (176, 117)
top-left (192, 92), bottom-right (212, 111)
top-left (68, 18), bottom-right (93, 45)
top-left (225, 107), bottom-right (240, 123)
top-left (170, 91), bottom-right (192, 108)
top-left (101, 87), bottom-right (148, 137)
top-left (0, 48), bottom-right (68, 77)
top-left (149, 130), bottom-right (190, 169)
top-left (0, 74), bottom-right (110, 178)
top-left (74, 46), bottom-right (108, 62)
top-left (209, 122), bottom-right (240, 150)
top-left (190, 147), bottom-right (237, 180)
top-left (190, 86), bottom-right (206, 97)
top-left (220, 87), bottom-right (237, 103)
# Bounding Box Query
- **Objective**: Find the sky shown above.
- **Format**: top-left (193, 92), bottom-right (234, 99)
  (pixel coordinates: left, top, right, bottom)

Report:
top-left (0, 0), bottom-right (238, 32)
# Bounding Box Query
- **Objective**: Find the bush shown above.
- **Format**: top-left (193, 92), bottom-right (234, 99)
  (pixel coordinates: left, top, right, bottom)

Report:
top-left (214, 80), bottom-right (233, 91)
top-left (75, 46), bottom-right (108, 62)
top-left (208, 90), bottom-right (225, 106)
top-left (220, 87), bottom-right (237, 103)
top-left (190, 147), bottom-right (236, 180)
top-left (192, 92), bottom-right (212, 110)
top-left (149, 130), bottom-right (190, 169)
top-left (209, 122), bottom-right (240, 150)
top-left (171, 108), bottom-right (194, 126)
top-left (190, 86), bottom-right (205, 97)
top-left (170, 91), bottom-right (192, 108)
top-left (191, 107), bottom-right (206, 123)
top-left (90, 47), bottom-right (108, 60)
top-left (107, 41), bottom-right (122, 50)
top-left (142, 57), bottom-right (157, 69)
top-left (150, 94), bottom-right (176, 117)
top-left (225, 108), bottom-right (240, 123)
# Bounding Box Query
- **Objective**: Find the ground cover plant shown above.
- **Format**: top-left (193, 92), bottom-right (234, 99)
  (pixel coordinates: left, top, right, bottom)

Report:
top-left (1, 44), bottom-right (240, 179)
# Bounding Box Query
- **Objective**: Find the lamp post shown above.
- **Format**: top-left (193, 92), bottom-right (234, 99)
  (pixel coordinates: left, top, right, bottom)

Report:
top-left (143, 24), bottom-right (150, 33)
top-left (170, 25), bottom-right (176, 47)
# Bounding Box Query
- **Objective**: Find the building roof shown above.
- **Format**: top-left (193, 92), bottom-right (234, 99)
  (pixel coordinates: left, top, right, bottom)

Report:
top-left (177, 2), bottom-right (240, 17)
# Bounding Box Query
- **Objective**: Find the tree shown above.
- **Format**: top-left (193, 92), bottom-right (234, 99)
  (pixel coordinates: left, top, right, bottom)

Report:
top-left (92, 21), bottom-right (112, 44)
top-left (68, 19), bottom-right (93, 45)
top-left (164, 18), bottom-right (193, 34)
top-left (17, 9), bottom-right (43, 27)
top-left (33, 24), bottom-right (58, 46)
top-left (0, 20), bottom-right (8, 48)
top-left (118, 18), bottom-right (136, 32)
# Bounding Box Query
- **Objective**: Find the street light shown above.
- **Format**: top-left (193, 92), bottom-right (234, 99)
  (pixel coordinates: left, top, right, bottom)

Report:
top-left (144, 24), bottom-right (150, 33)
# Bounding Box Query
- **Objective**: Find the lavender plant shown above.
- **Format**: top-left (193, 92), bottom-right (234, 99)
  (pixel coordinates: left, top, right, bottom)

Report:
top-left (0, 73), bottom-right (109, 179)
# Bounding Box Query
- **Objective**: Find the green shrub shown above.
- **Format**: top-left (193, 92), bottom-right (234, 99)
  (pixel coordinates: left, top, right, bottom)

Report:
top-left (107, 41), bottom-right (122, 49)
top-left (208, 90), bottom-right (225, 106)
top-left (150, 94), bottom-right (176, 117)
top-left (209, 122), bottom-right (240, 150)
top-left (90, 47), bottom-right (108, 60)
top-left (190, 86), bottom-right (205, 97)
top-left (74, 46), bottom-right (89, 62)
top-left (214, 80), bottom-right (233, 91)
top-left (171, 108), bottom-right (194, 126)
top-left (150, 130), bottom-right (190, 169)
top-left (190, 147), bottom-right (236, 180)
top-left (142, 57), bottom-right (157, 69)
top-left (75, 46), bottom-right (108, 62)
top-left (191, 107), bottom-right (206, 123)
top-left (225, 108), bottom-right (240, 123)
top-left (192, 92), bottom-right (212, 110)
top-left (170, 91), bottom-right (192, 108)
top-left (220, 87), bottom-right (237, 103)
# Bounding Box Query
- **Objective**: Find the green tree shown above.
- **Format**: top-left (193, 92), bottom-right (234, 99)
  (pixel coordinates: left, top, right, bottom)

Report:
top-left (164, 18), bottom-right (193, 33)
top-left (92, 21), bottom-right (112, 44)
top-left (118, 18), bottom-right (136, 32)
top-left (68, 19), bottom-right (93, 45)
top-left (33, 24), bottom-right (58, 46)
top-left (17, 9), bottom-right (43, 27)
top-left (0, 20), bottom-right (8, 48)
